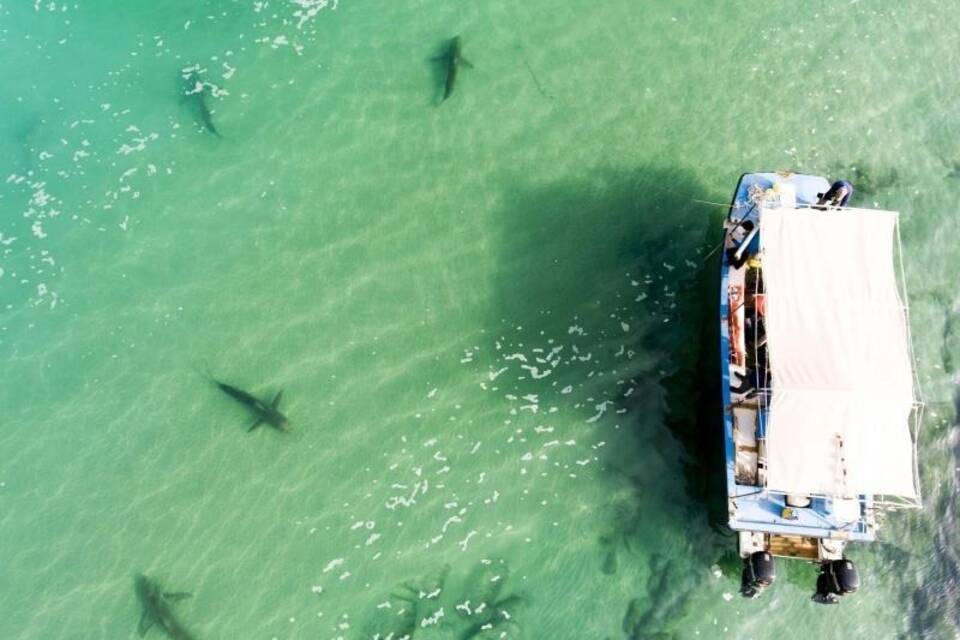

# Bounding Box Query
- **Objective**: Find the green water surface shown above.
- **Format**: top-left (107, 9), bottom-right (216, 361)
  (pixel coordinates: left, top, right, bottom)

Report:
top-left (2, 1), bottom-right (960, 638)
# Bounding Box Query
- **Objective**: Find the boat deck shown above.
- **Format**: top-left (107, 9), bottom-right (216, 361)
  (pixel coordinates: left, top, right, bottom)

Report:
top-left (720, 172), bottom-right (877, 553)
top-left (728, 484), bottom-right (874, 541)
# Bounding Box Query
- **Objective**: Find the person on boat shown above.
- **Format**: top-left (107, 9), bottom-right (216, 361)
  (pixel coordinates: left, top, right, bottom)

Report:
top-left (729, 219), bottom-right (753, 243)
top-left (732, 320), bottom-right (768, 396)
top-left (815, 180), bottom-right (854, 209)
top-left (731, 360), bottom-right (768, 397)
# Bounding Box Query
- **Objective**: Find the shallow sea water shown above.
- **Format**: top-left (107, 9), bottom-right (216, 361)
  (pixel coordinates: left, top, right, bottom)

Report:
top-left (1, 1), bottom-right (960, 638)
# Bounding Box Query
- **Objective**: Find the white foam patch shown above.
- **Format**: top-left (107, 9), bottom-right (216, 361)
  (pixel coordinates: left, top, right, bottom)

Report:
top-left (586, 400), bottom-right (613, 423)
top-left (488, 366), bottom-right (508, 380)
top-left (322, 558), bottom-right (344, 573)
top-left (520, 364), bottom-right (551, 379)
top-left (291, 0), bottom-right (337, 29)
top-left (419, 607), bottom-right (444, 627)
top-left (458, 530), bottom-right (477, 551)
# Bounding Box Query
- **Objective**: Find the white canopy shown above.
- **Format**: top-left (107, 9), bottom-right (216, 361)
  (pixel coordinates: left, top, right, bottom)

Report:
top-left (759, 207), bottom-right (917, 499)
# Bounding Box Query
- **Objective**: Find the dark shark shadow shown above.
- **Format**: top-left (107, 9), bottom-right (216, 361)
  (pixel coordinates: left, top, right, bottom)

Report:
top-left (179, 68), bottom-right (223, 138)
top-left (13, 114), bottom-right (43, 172)
top-left (427, 41), bottom-right (451, 105)
top-left (133, 574), bottom-right (197, 640)
top-left (210, 377), bottom-right (290, 433)
top-left (429, 35), bottom-right (473, 106)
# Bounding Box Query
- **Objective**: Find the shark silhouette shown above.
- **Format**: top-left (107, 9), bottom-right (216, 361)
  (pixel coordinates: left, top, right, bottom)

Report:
top-left (134, 574), bottom-right (196, 640)
top-left (433, 36), bottom-right (473, 103)
top-left (215, 380), bottom-right (289, 432)
top-left (180, 70), bottom-right (221, 137)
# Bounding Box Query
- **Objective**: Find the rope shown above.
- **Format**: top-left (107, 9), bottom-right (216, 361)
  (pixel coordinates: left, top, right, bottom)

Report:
top-left (522, 59), bottom-right (552, 100)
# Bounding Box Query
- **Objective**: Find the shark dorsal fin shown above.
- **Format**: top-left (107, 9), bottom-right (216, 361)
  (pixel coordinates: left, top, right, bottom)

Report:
top-left (163, 592), bottom-right (192, 602)
top-left (271, 390), bottom-right (284, 408)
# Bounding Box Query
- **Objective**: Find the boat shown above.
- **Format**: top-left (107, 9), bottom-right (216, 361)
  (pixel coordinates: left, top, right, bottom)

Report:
top-left (719, 171), bottom-right (923, 603)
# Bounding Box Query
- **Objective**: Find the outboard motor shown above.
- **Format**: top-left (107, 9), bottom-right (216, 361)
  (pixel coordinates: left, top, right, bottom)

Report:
top-left (816, 180), bottom-right (854, 208)
top-left (740, 551), bottom-right (776, 598)
top-left (812, 558), bottom-right (860, 604)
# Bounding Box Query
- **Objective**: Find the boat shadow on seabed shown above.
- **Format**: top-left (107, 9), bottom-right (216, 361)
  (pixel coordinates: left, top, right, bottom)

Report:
top-left (487, 165), bottom-right (731, 638)
top-left (903, 386), bottom-right (960, 639)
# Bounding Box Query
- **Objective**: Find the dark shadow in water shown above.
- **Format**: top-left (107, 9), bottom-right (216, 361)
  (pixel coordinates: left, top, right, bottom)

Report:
top-left (618, 552), bottom-right (707, 640)
top-left (426, 42), bottom-right (449, 105)
top-left (937, 295), bottom-right (960, 375)
top-left (13, 113), bottom-right (42, 172)
top-left (363, 560), bottom-right (525, 639)
top-left (487, 166), bottom-right (727, 516)
top-left (485, 166), bottom-right (732, 634)
top-left (904, 387), bottom-right (960, 639)
top-left (371, 564), bottom-right (451, 639)
top-left (426, 37), bottom-right (466, 106)
top-left (825, 159), bottom-right (899, 195)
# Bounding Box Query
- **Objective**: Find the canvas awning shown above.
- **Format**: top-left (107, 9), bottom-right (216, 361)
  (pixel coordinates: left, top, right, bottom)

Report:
top-left (759, 207), bottom-right (917, 499)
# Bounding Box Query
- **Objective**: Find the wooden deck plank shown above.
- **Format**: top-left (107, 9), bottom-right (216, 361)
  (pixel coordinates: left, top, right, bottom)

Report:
top-left (768, 535), bottom-right (819, 560)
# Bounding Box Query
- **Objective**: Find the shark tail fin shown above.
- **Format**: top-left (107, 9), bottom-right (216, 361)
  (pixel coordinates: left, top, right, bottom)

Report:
top-left (248, 419), bottom-right (264, 432)
top-left (164, 592), bottom-right (193, 602)
top-left (271, 390), bottom-right (284, 408)
top-left (137, 610), bottom-right (154, 637)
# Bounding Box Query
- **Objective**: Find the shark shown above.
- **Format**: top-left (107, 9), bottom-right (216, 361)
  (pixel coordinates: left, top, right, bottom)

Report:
top-left (134, 574), bottom-right (196, 640)
top-left (433, 35), bottom-right (473, 103)
top-left (215, 380), bottom-right (289, 432)
top-left (180, 70), bottom-right (221, 137)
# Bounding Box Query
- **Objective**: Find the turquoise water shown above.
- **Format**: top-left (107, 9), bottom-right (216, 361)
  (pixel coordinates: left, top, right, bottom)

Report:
top-left (2, 1), bottom-right (959, 638)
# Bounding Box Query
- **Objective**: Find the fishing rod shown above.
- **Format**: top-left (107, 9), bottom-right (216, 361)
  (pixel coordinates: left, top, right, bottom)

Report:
top-left (701, 200), bottom-right (757, 263)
